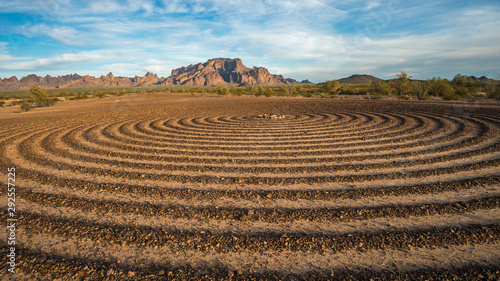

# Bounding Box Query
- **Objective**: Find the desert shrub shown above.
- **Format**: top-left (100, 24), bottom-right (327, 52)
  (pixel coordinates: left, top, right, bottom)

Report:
top-left (338, 88), bottom-right (355, 95)
top-left (69, 92), bottom-right (90, 100)
top-left (322, 80), bottom-right (340, 94)
top-left (371, 81), bottom-right (392, 95)
top-left (411, 80), bottom-right (432, 100)
top-left (253, 86), bottom-right (264, 97)
top-left (0, 101), bottom-right (5, 107)
top-left (16, 86), bottom-right (59, 111)
top-left (429, 78), bottom-right (454, 98)
top-left (454, 87), bottom-right (469, 98)
top-left (442, 93), bottom-right (461, 100)
top-left (391, 72), bottom-right (412, 96)
top-left (20, 102), bottom-right (33, 112)
top-left (263, 88), bottom-right (274, 97)
top-left (451, 74), bottom-right (470, 86)
top-left (27, 86), bottom-right (58, 107)
top-left (217, 85), bottom-right (230, 96)
top-left (36, 97), bottom-right (59, 107)
top-left (29, 86), bottom-right (49, 102)
top-left (90, 90), bottom-right (107, 98)
top-left (489, 88), bottom-right (500, 100)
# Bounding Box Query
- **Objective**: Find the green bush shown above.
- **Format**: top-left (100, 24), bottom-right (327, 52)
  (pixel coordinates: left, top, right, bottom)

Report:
top-left (489, 88), bottom-right (500, 100)
top-left (16, 86), bottom-right (59, 111)
top-left (36, 97), bottom-right (59, 107)
top-left (454, 87), bottom-right (469, 98)
top-left (391, 72), bottom-right (412, 96)
top-left (429, 78), bottom-right (454, 98)
top-left (322, 80), bottom-right (340, 94)
top-left (20, 102), bottom-right (33, 112)
top-left (411, 80), bottom-right (432, 100)
top-left (371, 81), bottom-right (392, 95)
top-left (29, 86), bottom-right (49, 103)
top-left (216, 85), bottom-right (230, 96)
top-left (69, 93), bottom-right (90, 100)
top-left (264, 89), bottom-right (274, 97)
top-left (442, 93), bottom-right (461, 100)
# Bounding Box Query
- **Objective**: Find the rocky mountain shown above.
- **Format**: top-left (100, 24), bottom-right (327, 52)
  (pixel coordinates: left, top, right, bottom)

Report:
top-left (57, 73), bottom-right (135, 88)
top-left (162, 58), bottom-right (299, 86)
top-left (0, 74), bottom-right (83, 91)
top-left (0, 58), bottom-right (301, 91)
top-left (338, 74), bottom-right (382, 84)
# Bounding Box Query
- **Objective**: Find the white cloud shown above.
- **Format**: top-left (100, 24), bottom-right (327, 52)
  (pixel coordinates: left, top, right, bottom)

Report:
top-left (0, 51), bottom-right (117, 71)
top-left (18, 24), bottom-right (85, 46)
top-left (1, 0), bottom-right (499, 81)
top-left (364, 1), bottom-right (381, 11)
top-left (0, 54), bottom-right (22, 61)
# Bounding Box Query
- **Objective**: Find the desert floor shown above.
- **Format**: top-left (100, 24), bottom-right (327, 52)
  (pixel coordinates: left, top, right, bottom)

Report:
top-left (1, 93), bottom-right (499, 280)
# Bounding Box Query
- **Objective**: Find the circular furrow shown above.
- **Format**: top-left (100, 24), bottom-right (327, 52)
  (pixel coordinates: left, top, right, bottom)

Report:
top-left (53, 114), bottom-right (496, 167)
top-left (7, 121), bottom-right (499, 187)
top-left (152, 113), bottom-right (385, 139)
top-left (12, 138), bottom-right (500, 184)
top-left (38, 120), bottom-right (500, 170)
top-left (10, 121), bottom-right (500, 182)
top-left (1, 100), bottom-right (500, 280)
top-left (103, 113), bottom-right (423, 149)
top-left (72, 113), bottom-right (466, 158)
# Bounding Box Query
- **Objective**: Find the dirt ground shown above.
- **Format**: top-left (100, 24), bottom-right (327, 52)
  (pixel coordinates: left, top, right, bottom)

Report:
top-left (1, 92), bottom-right (499, 280)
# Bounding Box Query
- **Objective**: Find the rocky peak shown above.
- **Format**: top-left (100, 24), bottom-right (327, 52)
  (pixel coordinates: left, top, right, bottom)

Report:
top-left (134, 72), bottom-right (160, 86)
top-left (165, 58), bottom-right (298, 86)
top-left (205, 58), bottom-right (245, 72)
top-left (0, 76), bottom-right (19, 85)
top-left (20, 74), bottom-right (42, 84)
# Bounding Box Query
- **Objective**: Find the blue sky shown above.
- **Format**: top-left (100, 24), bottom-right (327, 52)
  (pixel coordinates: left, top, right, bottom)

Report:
top-left (1, 0), bottom-right (499, 82)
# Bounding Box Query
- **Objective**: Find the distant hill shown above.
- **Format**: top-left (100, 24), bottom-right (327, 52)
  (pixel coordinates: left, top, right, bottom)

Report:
top-left (470, 76), bottom-right (496, 82)
top-left (0, 72), bottom-right (160, 92)
top-left (0, 74), bottom-right (84, 92)
top-left (338, 74), bottom-right (382, 84)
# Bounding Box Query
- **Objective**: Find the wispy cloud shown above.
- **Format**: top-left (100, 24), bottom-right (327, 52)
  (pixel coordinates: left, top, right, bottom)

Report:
top-left (0, 50), bottom-right (117, 71)
top-left (0, 0), bottom-right (499, 80)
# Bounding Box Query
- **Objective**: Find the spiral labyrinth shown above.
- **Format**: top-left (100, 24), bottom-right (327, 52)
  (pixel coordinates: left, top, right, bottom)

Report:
top-left (1, 99), bottom-right (500, 280)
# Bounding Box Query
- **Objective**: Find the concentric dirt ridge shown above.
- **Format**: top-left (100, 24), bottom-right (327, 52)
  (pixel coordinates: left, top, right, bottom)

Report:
top-left (1, 96), bottom-right (499, 280)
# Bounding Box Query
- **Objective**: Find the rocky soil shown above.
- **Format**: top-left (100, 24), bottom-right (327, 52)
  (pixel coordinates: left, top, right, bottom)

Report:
top-left (1, 94), bottom-right (499, 280)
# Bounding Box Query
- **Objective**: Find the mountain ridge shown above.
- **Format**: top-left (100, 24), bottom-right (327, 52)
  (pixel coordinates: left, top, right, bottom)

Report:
top-left (0, 58), bottom-right (300, 91)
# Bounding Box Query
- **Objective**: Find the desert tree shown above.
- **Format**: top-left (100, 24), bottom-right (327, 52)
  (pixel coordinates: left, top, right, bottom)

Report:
top-left (321, 80), bottom-right (341, 94)
top-left (429, 78), bottom-right (456, 99)
top-left (412, 80), bottom-right (433, 100)
top-left (391, 72), bottom-right (412, 96)
top-left (451, 74), bottom-right (470, 86)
